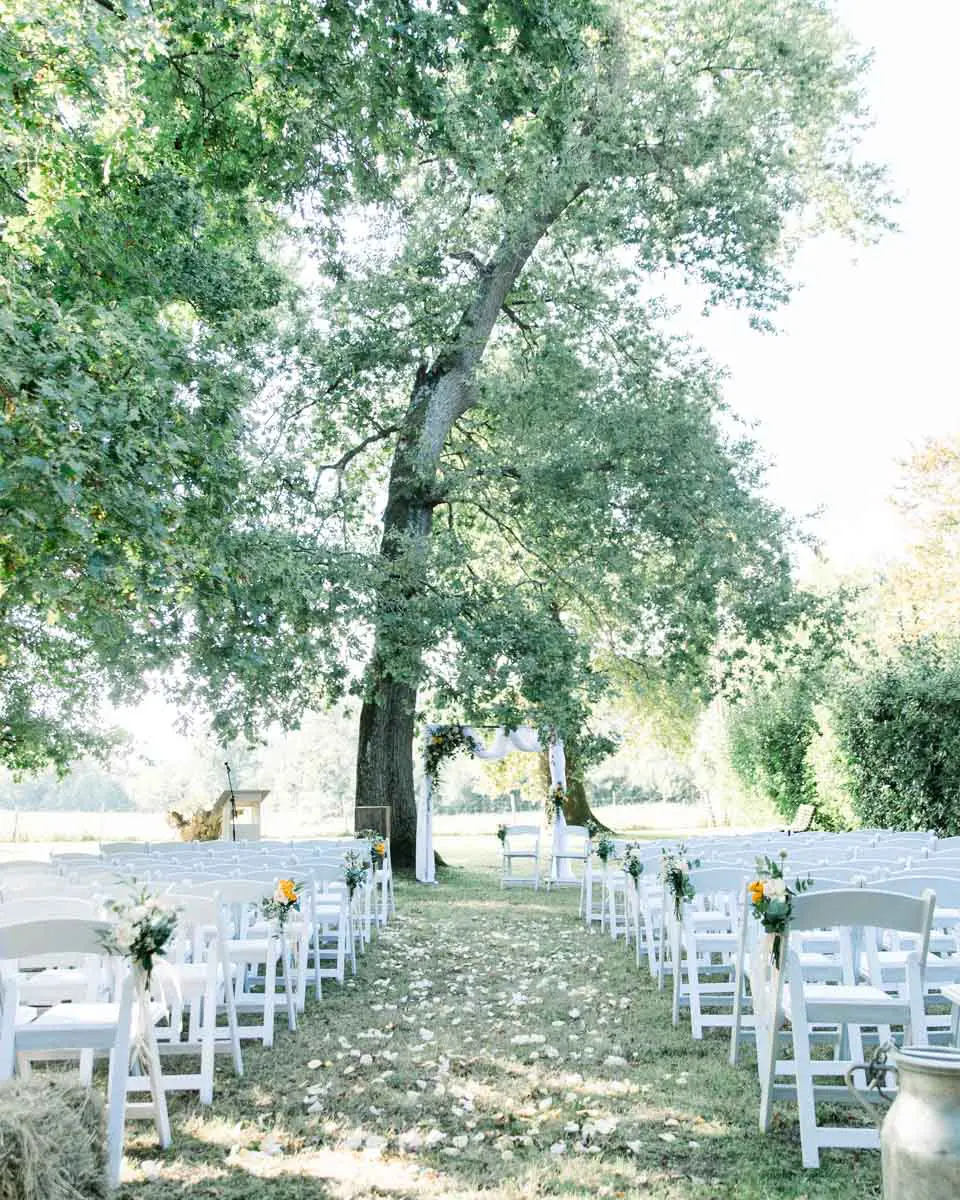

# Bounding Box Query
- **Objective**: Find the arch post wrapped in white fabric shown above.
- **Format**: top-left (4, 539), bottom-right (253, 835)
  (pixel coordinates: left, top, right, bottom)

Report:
top-left (416, 725), bottom-right (568, 884)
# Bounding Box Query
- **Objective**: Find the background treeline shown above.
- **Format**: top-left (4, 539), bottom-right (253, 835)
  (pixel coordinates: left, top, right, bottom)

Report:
top-left (724, 435), bottom-right (960, 835)
top-left (5, 434), bottom-right (959, 836)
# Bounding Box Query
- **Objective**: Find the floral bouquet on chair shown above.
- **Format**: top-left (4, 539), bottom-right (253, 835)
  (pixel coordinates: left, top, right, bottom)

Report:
top-left (623, 843), bottom-right (645, 881)
top-left (660, 844), bottom-right (701, 920)
top-left (261, 878), bottom-right (303, 930)
top-left (357, 828), bottom-right (387, 868)
top-left (496, 823), bottom-right (508, 845)
top-left (748, 852), bottom-right (814, 967)
top-left (343, 851), bottom-right (369, 898)
top-left (100, 885), bottom-right (179, 983)
top-left (595, 833), bottom-right (617, 865)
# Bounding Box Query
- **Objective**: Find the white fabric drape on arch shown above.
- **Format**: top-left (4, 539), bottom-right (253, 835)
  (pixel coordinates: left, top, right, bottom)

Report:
top-left (415, 725), bottom-right (567, 884)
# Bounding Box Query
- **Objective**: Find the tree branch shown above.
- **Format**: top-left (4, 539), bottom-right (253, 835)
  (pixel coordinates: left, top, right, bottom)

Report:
top-left (315, 424), bottom-right (402, 476)
top-left (90, 0), bottom-right (125, 17)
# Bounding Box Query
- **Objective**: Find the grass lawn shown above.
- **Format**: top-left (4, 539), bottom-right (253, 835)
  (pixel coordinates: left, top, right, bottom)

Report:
top-left (120, 839), bottom-right (881, 1198)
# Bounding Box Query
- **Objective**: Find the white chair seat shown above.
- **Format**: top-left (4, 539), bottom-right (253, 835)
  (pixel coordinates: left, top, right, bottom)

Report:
top-left (788, 982), bottom-right (897, 1012)
top-left (859, 948), bottom-right (960, 983)
top-left (225, 937), bottom-right (281, 960)
top-left (28, 997), bottom-right (167, 1036)
top-left (16, 967), bottom-right (95, 1003)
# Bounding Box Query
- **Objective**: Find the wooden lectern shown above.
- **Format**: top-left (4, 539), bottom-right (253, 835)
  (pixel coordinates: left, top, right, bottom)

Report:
top-left (218, 789), bottom-right (269, 841)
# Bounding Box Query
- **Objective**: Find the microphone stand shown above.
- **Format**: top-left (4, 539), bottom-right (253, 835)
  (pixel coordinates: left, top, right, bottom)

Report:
top-left (225, 761), bottom-right (238, 842)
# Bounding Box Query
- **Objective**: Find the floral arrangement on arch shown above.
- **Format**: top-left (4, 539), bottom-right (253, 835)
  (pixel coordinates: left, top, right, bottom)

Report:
top-left (623, 843), bottom-right (645, 881)
top-left (547, 783), bottom-right (567, 822)
top-left (661, 844), bottom-right (701, 920)
top-left (424, 724), bottom-right (481, 782)
top-left (261, 878), bottom-right (303, 930)
top-left (748, 851), bottom-right (814, 967)
top-left (343, 850), bottom-right (369, 898)
top-left (99, 884), bottom-right (179, 983)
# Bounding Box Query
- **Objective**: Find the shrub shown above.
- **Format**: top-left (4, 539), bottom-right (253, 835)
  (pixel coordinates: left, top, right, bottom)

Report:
top-left (726, 676), bottom-right (818, 824)
top-left (803, 705), bottom-right (857, 831)
top-left (832, 638), bottom-right (960, 834)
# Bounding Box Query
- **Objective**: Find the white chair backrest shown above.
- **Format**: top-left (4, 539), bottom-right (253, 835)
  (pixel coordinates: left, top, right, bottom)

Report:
top-left (0, 917), bottom-right (115, 960)
top-left (789, 888), bottom-right (935, 959)
top-left (876, 875), bottom-right (960, 907)
top-left (0, 897), bottom-right (102, 923)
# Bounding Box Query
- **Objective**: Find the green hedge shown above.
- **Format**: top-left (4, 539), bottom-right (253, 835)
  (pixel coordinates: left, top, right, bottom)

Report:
top-left (832, 640), bottom-right (960, 835)
top-left (727, 676), bottom-right (819, 824)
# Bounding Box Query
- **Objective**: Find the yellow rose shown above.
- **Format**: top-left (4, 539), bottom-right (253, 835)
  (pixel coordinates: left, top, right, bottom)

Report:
top-left (276, 878), bottom-right (298, 904)
top-left (748, 880), bottom-right (765, 905)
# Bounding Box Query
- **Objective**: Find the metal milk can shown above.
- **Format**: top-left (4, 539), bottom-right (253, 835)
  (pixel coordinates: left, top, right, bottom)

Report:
top-left (850, 1045), bottom-right (960, 1199)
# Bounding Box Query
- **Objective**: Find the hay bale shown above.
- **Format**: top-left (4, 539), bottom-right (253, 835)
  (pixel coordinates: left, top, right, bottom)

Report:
top-left (0, 1078), bottom-right (107, 1200)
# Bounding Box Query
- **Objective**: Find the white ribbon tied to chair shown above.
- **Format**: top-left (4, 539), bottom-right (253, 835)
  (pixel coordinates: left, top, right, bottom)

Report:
top-left (415, 726), bottom-right (568, 884)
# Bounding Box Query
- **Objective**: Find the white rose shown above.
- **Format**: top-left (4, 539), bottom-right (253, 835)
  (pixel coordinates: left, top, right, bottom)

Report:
top-left (128, 905), bottom-right (148, 924)
top-left (763, 878), bottom-right (787, 901)
top-left (114, 922), bottom-right (135, 953)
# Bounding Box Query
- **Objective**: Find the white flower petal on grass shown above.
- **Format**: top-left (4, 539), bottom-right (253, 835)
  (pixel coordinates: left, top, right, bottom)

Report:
top-left (423, 1128), bottom-right (447, 1147)
top-left (550, 1142), bottom-right (566, 1155)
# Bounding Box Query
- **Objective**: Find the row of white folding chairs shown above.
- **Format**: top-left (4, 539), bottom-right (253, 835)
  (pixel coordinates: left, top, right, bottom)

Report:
top-left (0, 908), bottom-right (171, 1187)
top-left (597, 848), bottom-right (960, 1167)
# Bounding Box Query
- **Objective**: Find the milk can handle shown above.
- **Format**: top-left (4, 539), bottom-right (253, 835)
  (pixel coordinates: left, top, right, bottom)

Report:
top-left (844, 1042), bottom-right (898, 1127)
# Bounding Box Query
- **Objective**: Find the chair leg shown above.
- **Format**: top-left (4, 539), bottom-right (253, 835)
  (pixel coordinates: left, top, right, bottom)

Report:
top-left (789, 991), bottom-right (820, 1169)
top-left (263, 953), bottom-right (276, 1048)
top-left (280, 933), bottom-right (297, 1032)
top-left (221, 955), bottom-right (243, 1076)
top-left (106, 1044), bottom-right (127, 1188)
top-left (199, 979), bottom-right (216, 1105)
top-left (671, 929), bottom-right (682, 1029)
top-left (687, 932), bottom-right (704, 1039)
top-left (141, 1018), bottom-right (171, 1148)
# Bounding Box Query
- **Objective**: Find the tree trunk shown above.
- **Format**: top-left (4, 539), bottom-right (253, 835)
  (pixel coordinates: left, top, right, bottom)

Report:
top-left (353, 195), bottom-right (588, 866)
top-left (354, 443), bottom-right (434, 869)
top-left (356, 676), bottom-right (419, 866)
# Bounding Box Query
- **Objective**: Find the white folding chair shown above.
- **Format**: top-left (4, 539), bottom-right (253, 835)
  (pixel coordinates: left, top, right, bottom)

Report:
top-left (0, 917), bottom-right (170, 1187)
top-left (146, 893), bottom-right (243, 1104)
top-left (500, 826), bottom-right (541, 890)
top-left (670, 868), bottom-right (747, 1039)
top-left (185, 880), bottom-right (294, 1046)
top-left (547, 825), bottom-right (590, 907)
top-left (755, 888), bottom-right (934, 1167)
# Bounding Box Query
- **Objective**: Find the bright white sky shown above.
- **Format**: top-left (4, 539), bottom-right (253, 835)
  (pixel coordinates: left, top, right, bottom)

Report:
top-left (679, 0), bottom-right (960, 566)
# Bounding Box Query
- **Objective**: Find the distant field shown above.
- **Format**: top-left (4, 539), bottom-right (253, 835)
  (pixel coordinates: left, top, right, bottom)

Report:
top-left (0, 799), bottom-right (752, 846)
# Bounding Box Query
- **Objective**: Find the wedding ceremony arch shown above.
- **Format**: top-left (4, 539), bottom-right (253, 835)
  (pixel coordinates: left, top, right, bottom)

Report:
top-left (416, 725), bottom-right (570, 884)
